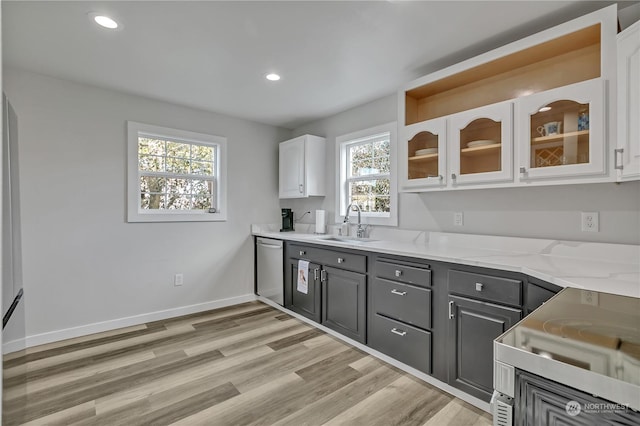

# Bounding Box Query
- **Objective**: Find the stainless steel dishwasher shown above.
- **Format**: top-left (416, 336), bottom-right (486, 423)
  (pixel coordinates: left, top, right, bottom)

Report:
top-left (256, 237), bottom-right (284, 305)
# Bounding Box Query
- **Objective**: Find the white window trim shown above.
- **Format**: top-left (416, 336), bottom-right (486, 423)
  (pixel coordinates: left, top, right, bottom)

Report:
top-left (335, 122), bottom-right (398, 227)
top-left (127, 121), bottom-right (228, 222)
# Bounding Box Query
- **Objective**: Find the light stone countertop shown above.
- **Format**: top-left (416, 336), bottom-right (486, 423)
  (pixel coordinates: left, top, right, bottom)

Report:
top-left (252, 224), bottom-right (640, 298)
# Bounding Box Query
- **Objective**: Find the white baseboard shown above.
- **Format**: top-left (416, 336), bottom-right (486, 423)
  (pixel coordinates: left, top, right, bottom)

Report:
top-left (256, 296), bottom-right (491, 414)
top-left (2, 338), bottom-right (27, 355)
top-left (5, 294), bottom-right (257, 353)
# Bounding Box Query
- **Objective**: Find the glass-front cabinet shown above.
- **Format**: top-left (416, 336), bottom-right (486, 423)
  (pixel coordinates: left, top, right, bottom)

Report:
top-left (517, 79), bottom-right (605, 180)
top-left (449, 102), bottom-right (513, 185)
top-left (400, 119), bottom-right (447, 190)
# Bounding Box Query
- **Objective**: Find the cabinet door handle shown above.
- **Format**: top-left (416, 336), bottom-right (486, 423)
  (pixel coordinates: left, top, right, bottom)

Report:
top-left (391, 289), bottom-right (407, 296)
top-left (391, 328), bottom-right (407, 337)
top-left (475, 282), bottom-right (484, 292)
top-left (313, 268), bottom-right (319, 280)
top-left (337, 257), bottom-right (345, 264)
top-left (615, 148), bottom-right (624, 170)
top-left (394, 270), bottom-right (402, 277)
top-left (299, 184), bottom-right (304, 193)
top-left (448, 301), bottom-right (455, 319)
top-left (427, 174), bottom-right (443, 180)
top-left (299, 250), bottom-right (306, 256)
top-left (320, 269), bottom-right (327, 282)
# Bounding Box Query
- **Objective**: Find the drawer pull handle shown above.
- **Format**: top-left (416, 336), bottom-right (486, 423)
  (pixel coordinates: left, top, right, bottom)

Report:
top-left (299, 250), bottom-right (306, 256)
top-left (337, 257), bottom-right (345, 264)
top-left (475, 282), bottom-right (484, 292)
top-left (448, 301), bottom-right (455, 319)
top-left (395, 270), bottom-right (402, 277)
top-left (391, 328), bottom-right (406, 337)
top-left (391, 289), bottom-right (407, 296)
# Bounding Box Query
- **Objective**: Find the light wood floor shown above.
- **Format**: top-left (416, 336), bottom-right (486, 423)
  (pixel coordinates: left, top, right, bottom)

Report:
top-left (3, 301), bottom-right (492, 426)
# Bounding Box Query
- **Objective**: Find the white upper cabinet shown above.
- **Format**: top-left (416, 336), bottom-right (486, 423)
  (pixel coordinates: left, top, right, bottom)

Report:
top-left (616, 20), bottom-right (640, 181)
top-left (397, 5), bottom-right (618, 192)
top-left (450, 101), bottom-right (513, 186)
top-left (517, 79), bottom-right (605, 181)
top-left (279, 135), bottom-right (326, 199)
top-left (400, 119), bottom-right (447, 190)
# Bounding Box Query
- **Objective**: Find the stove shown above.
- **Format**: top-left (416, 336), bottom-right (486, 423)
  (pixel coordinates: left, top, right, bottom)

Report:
top-left (492, 287), bottom-right (640, 423)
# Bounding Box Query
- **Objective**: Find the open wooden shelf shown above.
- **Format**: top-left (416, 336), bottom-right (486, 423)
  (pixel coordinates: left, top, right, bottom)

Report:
top-left (531, 130), bottom-right (589, 145)
top-left (409, 153), bottom-right (439, 161)
top-left (405, 24), bottom-right (601, 125)
top-left (460, 143), bottom-right (502, 156)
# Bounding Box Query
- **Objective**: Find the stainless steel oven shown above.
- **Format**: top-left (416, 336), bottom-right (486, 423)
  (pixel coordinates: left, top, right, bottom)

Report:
top-left (492, 288), bottom-right (640, 425)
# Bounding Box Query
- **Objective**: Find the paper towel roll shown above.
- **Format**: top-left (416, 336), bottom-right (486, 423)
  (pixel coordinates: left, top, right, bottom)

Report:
top-left (315, 210), bottom-right (326, 234)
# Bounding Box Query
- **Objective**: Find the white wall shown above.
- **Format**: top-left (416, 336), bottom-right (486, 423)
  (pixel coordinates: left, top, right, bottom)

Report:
top-left (288, 94), bottom-right (640, 245)
top-left (4, 68), bottom-right (290, 345)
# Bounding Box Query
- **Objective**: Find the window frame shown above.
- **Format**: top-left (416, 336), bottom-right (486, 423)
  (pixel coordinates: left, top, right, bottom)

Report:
top-left (127, 121), bottom-right (227, 222)
top-left (336, 122), bottom-right (398, 227)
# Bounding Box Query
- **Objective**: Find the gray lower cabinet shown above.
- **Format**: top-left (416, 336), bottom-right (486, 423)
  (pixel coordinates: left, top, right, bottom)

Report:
top-left (447, 294), bottom-right (522, 401)
top-left (284, 242), bottom-right (367, 343)
top-left (322, 266), bottom-right (366, 343)
top-left (516, 370), bottom-right (640, 426)
top-left (447, 268), bottom-right (525, 402)
top-left (277, 241), bottom-right (564, 406)
top-left (285, 258), bottom-right (321, 322)
top-left (368, 257), bottom-right (433, 374)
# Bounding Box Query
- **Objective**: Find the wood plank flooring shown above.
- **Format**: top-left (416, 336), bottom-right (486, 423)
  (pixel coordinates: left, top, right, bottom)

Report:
top-left (3, 302), bottom-right (492, 426)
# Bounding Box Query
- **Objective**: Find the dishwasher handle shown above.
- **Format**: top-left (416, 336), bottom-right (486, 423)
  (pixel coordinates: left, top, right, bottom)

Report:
top-left (256, 238), bottom-right (283, 249)
top-left (257, 243), bottom-right (283, 249)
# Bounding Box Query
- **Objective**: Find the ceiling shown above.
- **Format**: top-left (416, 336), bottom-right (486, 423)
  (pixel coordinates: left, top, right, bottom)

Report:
top-left (3, 1), bottom-right (636, 129)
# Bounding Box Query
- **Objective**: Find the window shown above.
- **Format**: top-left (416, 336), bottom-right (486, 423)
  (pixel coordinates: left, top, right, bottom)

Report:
top-left (127, 121), bottom-right (227, 222)
top-left (336, 122), bottom-right (397, 227)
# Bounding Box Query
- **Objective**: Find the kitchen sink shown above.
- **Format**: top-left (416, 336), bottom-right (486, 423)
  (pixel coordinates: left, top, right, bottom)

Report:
top-left (316, 236), bottom-right (378, 245)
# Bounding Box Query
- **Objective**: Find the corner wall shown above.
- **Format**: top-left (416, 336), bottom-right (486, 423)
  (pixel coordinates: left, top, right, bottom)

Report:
top-left (3, 68), bottom-right (290, 345)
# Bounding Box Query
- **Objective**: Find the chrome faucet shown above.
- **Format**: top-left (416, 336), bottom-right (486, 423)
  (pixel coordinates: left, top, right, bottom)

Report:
top-left (344, 203), bottom-right (366, 238)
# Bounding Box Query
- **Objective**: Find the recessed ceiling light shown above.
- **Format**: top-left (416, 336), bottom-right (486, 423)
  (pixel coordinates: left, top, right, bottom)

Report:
top-left (265, 73), bottom-right (281, 81)
top-left (538, 106), bottom-right (552, 112)
top-left (92, 14), bottom-right (119, 29)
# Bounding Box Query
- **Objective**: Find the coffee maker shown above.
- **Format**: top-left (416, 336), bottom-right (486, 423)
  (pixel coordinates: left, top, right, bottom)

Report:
top-left (281, 208), bottom-right (294, 232)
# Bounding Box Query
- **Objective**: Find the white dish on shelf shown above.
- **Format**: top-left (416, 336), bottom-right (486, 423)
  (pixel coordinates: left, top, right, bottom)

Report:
top-left (415, 148), bottom-right (438, 156)
top-left (466, 140), bottom-right (498, 148)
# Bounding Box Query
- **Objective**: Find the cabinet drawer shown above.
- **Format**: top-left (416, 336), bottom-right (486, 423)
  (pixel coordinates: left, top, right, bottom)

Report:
top-left (368, 314), bottom-right (431, 374)
top-left (371, 278), bottom-right (431, 329)
top-left (448, 270), bottom-right (522, 307)
top-left (288, 244), bottom-right (325, 263)
top-left (320, 251), bottom-right (366, 273)
top-left (289, 244), bottom-right (366, 273)
top-left (376, 260), bottom-right (431, 287)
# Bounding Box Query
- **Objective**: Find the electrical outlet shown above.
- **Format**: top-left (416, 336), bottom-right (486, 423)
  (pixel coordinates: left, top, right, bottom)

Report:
top-left (454, 212), bottom-right (464, 226)
top-left (581, 290), bottom-right (599, 306)
top-left (581, 212), bottom-right (599, 232)
top-left (174, 273), bottom-right (184, 286)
